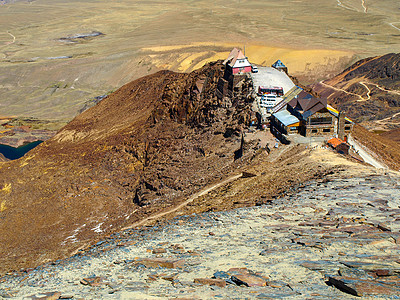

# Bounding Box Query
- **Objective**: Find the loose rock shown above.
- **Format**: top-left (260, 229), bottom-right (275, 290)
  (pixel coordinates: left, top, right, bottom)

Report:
top-left (194, 278), bottom-right (227, 287)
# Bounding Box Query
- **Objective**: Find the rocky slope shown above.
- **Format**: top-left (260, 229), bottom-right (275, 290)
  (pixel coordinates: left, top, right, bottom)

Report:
top-left (0, 58), bottom-right (365, 276)
top-left (2, 151), bottom-right (400, 299)
top-left (0, 61), bottom-right (252, 274)
top-left (351, 124), bottom-right (400, 171)
top-left (313, 53), bottom-right (400, 133)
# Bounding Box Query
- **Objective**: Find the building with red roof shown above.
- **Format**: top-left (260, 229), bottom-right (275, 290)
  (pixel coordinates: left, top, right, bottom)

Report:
top-left (327, 137), bottom-right (350, 155)
top-left (223, 48), bottom-right (252, 75)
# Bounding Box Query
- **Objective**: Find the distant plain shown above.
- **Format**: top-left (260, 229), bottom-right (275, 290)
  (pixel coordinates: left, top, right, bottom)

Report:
top-left (0, 0), bottom-right (399, 123)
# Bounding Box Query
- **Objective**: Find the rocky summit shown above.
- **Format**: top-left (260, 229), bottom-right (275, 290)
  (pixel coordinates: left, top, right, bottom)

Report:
top-left (0, 56), bottom-right (339, 277)
top-left (1, 0), bottom-right (400, 298)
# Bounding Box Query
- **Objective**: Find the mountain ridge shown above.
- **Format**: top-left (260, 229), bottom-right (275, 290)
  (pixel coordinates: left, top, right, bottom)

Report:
top-left (313, 53), bottom-right (400, 132)
top-left (1, 57), bottom-right (399, 275)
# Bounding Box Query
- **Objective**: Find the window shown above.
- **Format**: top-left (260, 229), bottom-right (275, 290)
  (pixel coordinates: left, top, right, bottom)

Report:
top-left (323, 128), bottom-right (331, 133)
top-left (311, 129), bottom-right (318, 133)
top-left (310, 117), bottom-right (332, 125)
top-left (345, 126), bottom-right (351, 131)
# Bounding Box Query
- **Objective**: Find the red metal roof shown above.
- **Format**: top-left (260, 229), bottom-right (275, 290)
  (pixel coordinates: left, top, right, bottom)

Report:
top-left (223, 48), bottom-right (248, 68)
top-left (327, 137), bottom-right (345, 148)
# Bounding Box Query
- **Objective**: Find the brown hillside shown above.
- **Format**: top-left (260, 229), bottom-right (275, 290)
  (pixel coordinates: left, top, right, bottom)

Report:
top-left (352, 124), bottom-right (400, 171)
top-left (1, 59), bottom-right (395, 276)
top-left (313, 53), bottom-right (400, 131)
top-left (380, 128), bottom-right (400, 143)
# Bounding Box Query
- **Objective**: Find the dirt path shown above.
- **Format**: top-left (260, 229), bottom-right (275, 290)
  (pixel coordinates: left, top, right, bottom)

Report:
top-left (389, 22), bottom-right (400, 32)
top-left (267, 143), bottom-right (295, 162)
top-left (122, 173), bottom-right (244, 229)
top-left (336, 0), bottom-right (357, 12)
top-left (367, 81), bottom-right (400, 95)
top-left (336, 0), bottom-right (367, 13)
top-left (359, 81), bottom-right (371, 101)
top-left (361, 0), bottom-right (368, 13)
top-left (4, 31), bottom-right (15, 45)
top-left (320, 80), bottom-right (399, 103)
top-left (319, 81), bottom-right (365, 101)
top-left (376, 111), bottom-right (400, 126)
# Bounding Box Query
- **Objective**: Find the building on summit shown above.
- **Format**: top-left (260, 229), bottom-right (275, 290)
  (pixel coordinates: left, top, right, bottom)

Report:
top-left (217, 48), bottom-right (253, 98)
top-left (327, 137), bottom-right (350, 155)
top-left (272, 59), bottom-right (288, 74)
top-left (270, 91), bottom-right (353, 143)
top-left (223, 48), bottom-right (252, 75)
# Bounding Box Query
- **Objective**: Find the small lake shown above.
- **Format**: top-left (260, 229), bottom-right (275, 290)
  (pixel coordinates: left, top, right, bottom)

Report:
top-left (0, 140), bottom-right (43, 160)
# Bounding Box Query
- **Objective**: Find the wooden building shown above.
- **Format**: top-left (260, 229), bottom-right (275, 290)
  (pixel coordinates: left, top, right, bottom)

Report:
top-left (270, 91), bottom-right (353, 140)
top-left (270, 109), bottom-right (300, 144)
top-left (286, 92), bottom-right (335, 136)
top-left (326, 106), bottom-right (353, 141)
top-left (218, 48), bottom-right (252, 99)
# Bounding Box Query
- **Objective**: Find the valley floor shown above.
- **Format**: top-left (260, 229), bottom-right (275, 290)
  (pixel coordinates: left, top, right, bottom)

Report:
top-left (1, 161), bottom-right (400, 299)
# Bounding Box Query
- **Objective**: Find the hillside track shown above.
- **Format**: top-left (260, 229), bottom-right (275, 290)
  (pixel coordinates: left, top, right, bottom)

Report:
top-left (358, 81), bottom-right (371, 101)
top-left (318, 80), bottom-right (365, 101)
top-left (123, 173), bottom-right (244, 229)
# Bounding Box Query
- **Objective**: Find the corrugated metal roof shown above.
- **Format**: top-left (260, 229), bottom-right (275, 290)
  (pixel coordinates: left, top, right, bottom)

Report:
top-left (288, 93), bottom-right (328, 119)
top-left (327, 137), bottom-right (348, 148)
top-left (272, 86), bottom-right (303, 113)
top-left (272, 59), bottom-right (286, 68)
top-left (296, 90), bottom-right (313, 100)
top-left (273, 109), bottom-right (300, 126)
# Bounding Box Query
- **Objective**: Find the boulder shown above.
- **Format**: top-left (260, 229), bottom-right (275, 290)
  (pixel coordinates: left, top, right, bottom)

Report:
top-left (194, 278), bottom-right (226, 287)
top-left (80, 276), bottom-right (105, 287)
top-left (327, 275), bottom-right (400, 296)
top-left (26, 292), bottom-right (62, 300)
top-left (152, 248), bottom-right (167, 254)
top-left (231, 274), bottom-right (267, 287)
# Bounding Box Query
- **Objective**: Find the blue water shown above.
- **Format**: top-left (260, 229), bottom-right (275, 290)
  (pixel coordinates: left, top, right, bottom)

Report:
top-left (0, 140), bottom-right (43, 160)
